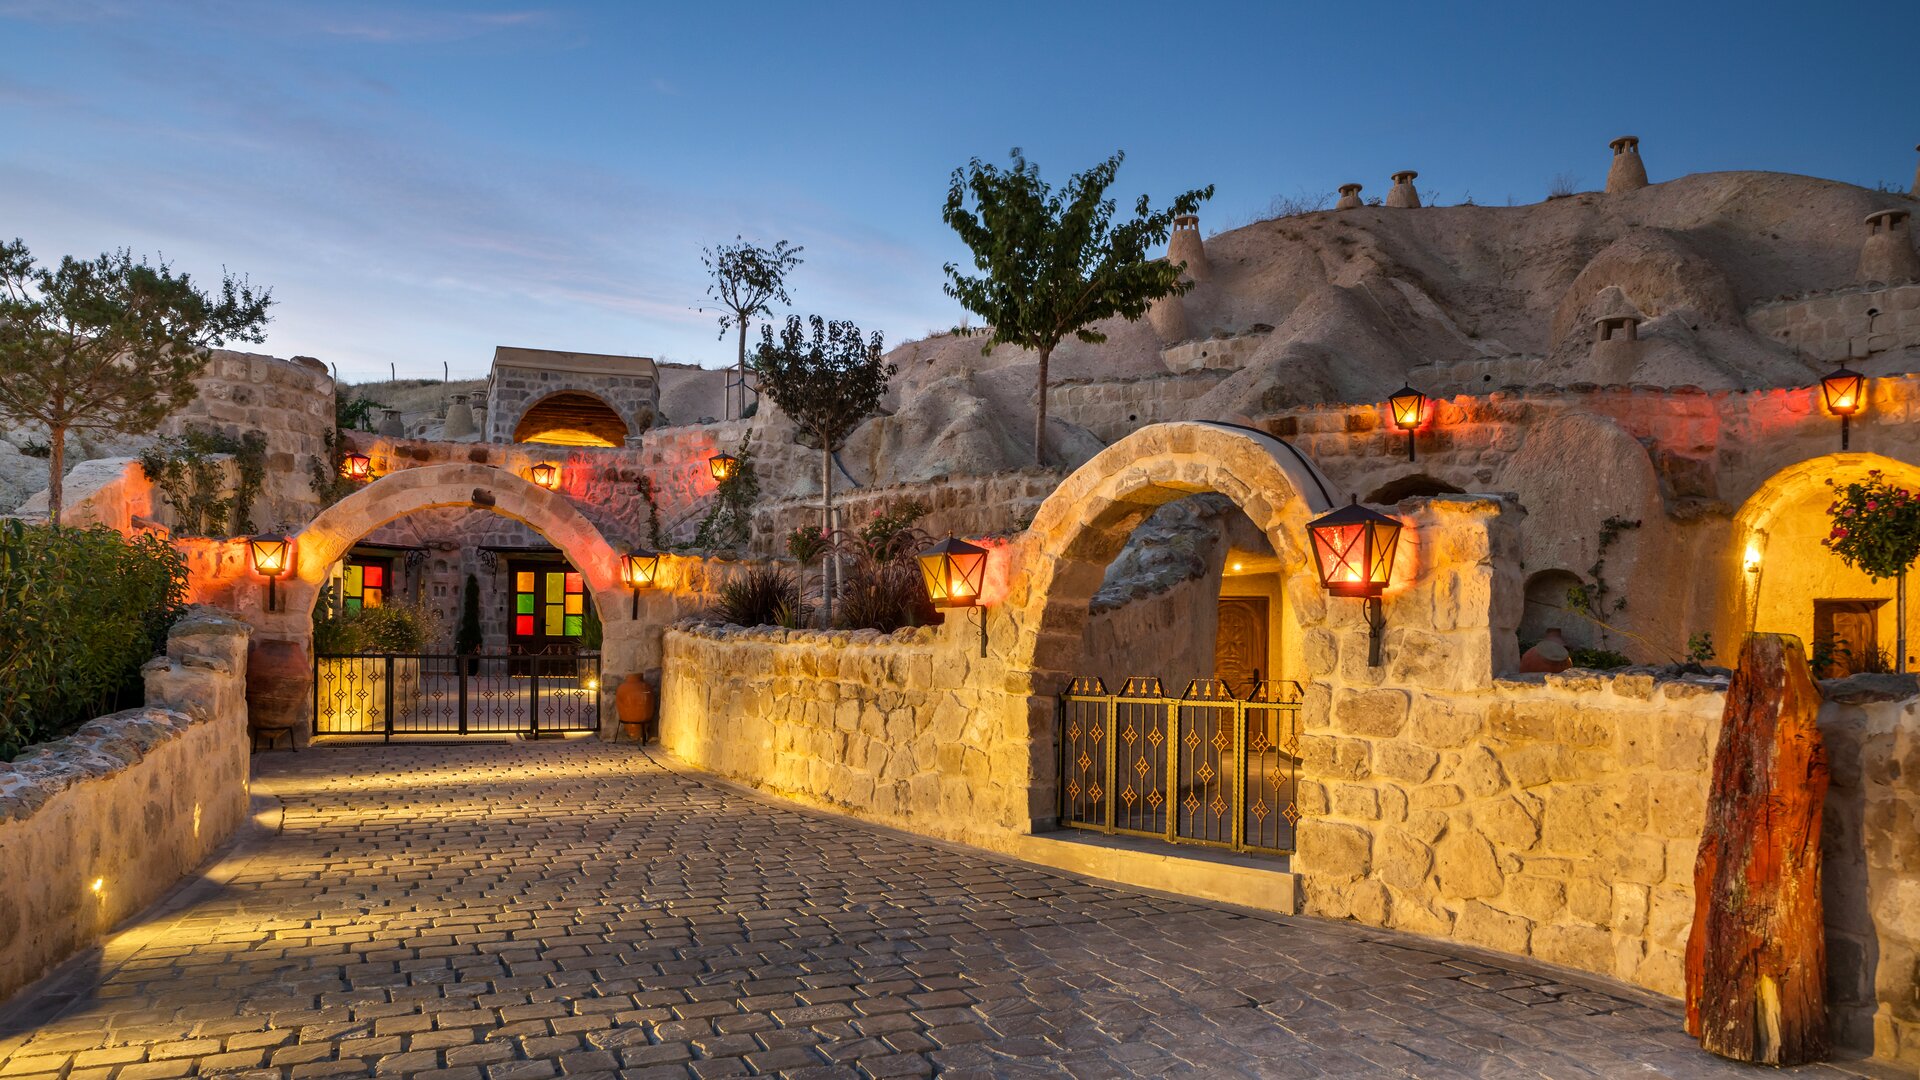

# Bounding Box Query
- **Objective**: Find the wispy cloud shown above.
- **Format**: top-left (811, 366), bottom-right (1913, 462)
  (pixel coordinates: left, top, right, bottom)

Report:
top-left (305, 7), bottom-right (551, 44)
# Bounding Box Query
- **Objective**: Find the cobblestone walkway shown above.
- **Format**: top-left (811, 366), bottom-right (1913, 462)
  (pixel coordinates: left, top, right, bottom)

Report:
top-left (0, 741), bottom-right (1866, 1079)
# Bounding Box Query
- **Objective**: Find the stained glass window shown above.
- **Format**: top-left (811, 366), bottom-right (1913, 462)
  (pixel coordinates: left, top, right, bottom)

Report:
top-left (511, 563), bottom-right (588, 644)
top-left (342, 557), bottom-right (389, 613)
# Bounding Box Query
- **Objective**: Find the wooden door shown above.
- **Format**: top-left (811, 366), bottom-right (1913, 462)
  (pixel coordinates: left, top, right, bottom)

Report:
top-left (1214, 596), bottom-right (1269, 696)
top-left (1814, 599), bottom-right (1884, 677)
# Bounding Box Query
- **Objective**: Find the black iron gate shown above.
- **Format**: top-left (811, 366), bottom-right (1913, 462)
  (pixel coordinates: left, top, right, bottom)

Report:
top-left (1060, 676), bottom-right (1301, 854)
top-left (314, 652), bottom-right (601, 739)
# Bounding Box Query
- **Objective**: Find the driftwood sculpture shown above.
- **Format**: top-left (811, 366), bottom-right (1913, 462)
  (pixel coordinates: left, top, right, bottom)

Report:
top-left (1684, 633), bottom-right (1829, 1064)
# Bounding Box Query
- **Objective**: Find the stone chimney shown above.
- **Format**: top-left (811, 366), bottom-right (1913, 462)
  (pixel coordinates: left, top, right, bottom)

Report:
top-left (1589, 286), bottom-right (1645, 382)
top-left (1859, 209), bottom-right (1920, 284)
top-left (1385, 171), bottom-right (1421, 208)
top-left (377, 408), bottom-right (406, 438)
top-left (1167, 214), bottom-right (1210, 282)
top-left (1147, 293), bottom-right (1191, 343)
top-left (442, 393), bottom-right (476, 439)
top-left (1335, 183), bottom-right (1365, 210)
top-left (1606, 136), bottom-right (1649, 193)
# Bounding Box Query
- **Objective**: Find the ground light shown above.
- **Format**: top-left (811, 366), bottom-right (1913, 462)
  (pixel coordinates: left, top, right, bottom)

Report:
top-left (622, 549), bottom-right (660, 618)
top-left (918, 535), bottom-right (990, 657)
top-left (530, 462), bottom-right (562, 490)
top-left (1306, 496), bottom-right (1405, 666)
top-left (1387, 385), bottom-right (1428, 462)
top-left (248, 533), bottom-right (290, 611)
top-left (1820, 363), bottom-right (1865, 450)
top-left (708, 453), bottom-right (739, 483)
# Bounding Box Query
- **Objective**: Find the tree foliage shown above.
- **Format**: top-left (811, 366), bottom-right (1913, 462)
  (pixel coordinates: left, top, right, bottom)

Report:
top-left (1824, 472), bottom-right (1920, 580)
top-left (753, 316), bottom-right (891, 459)
top-left (941, 149), bottom-right (1212, 462)
top-left (704, 238), bottom-right (803, 420)
top-left (0, 240), bottom-right (272, 521)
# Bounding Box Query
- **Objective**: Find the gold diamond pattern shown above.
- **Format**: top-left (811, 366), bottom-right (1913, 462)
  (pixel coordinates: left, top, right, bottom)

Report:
top-left (1283, 802), bottom-right (1301, 825)
top-left (1196, 762), bottom-right (1215, 784)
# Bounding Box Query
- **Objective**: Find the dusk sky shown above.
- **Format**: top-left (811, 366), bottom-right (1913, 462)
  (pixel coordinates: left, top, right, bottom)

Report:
top-left (1, 0), bottom-right (1907, 384)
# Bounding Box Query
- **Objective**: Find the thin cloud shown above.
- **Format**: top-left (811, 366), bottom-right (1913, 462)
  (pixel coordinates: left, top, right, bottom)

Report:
top-left (307, 8), bottom-right (551, 44)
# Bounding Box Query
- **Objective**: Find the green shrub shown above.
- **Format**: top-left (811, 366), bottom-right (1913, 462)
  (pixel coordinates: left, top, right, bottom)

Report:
top-left (716, 565), bottom-right (809, 628)
top-left (1568, 647), bottom-right (1632, 671)
top-left (313, 599), bottom-right (438, 655)
top-left (0, 522), bottom-right (187, 758)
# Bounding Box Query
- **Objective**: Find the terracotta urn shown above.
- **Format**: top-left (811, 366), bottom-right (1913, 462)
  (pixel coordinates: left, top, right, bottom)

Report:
top-left (247, 638), bottom-right (311, 747)
top-left (615, 673), bottom-right (655, 742)
top-left (1520, 628), bottom-right (1574, 674)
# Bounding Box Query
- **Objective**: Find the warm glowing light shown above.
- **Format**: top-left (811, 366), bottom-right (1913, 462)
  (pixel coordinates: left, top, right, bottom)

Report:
top-left (1306, 497), bottom-right (1404, 598)
top-left (340, 452), bottom-right (373, 481)
top-left (708, 453), bottom-right (740, 483)
top-left (1743, 542), bottom-right (1763, 575)
top-left (917, 536), bottom-right (989, 608)
top-left (90, 877), bottom-right (104, 895)
top-left (1232, 562), bottom-right (1244, 572)
top-left (585, 677), bottom-right (599, 692)
top-left (621, 549), bottom-right (661, 589)
top-left (530, 462), bottom-right (562, 490)
top-left (1387, 385), bottom-right (1427, 431)
top-left (1821, 364), bottom-right (1865, 416)
top-left (248, 534), bottom-right (290, 576)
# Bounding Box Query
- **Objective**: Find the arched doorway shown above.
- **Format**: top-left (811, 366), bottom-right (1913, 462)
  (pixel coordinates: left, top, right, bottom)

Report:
top-left (512, 390), bottom-right (631, 447)
top-left (256, 463), bottom-right (650, 740)
top-left (1007, 421), bottom-right (1337, 841)
top-left (1732, 453), bottom-right (1920, 676)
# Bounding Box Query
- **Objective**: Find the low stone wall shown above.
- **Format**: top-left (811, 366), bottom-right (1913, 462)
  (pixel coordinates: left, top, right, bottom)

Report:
top-left (1745, 281), bottom-right (1920, 364)
top-left (658, 622), bottom-right (1020, 842)
top-left (0, 609), bottom-right (252, 1003)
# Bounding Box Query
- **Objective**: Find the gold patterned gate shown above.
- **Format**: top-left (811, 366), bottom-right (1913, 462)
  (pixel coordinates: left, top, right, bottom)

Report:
top-left (1059, 677), bottom-right (1300, 854)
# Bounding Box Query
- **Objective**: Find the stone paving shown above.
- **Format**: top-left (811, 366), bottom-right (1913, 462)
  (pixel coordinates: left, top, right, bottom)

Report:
top-left (0, 741), bottom-right (1873, 1079)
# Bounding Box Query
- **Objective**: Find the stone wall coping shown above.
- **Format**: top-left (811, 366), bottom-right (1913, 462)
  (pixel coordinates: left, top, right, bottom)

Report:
top-left (0, 706), bottom-right (203, 824)
top-left (1745, 278), bottom-right (1920, 313)
top-left (1049, 369), bottom-right (1233, 390)
top-left (1492, 667), bottom-right (1730, 703)
top-left (670, 620), bottom-right (939, 649)
top-left (752, 467), bottom-right (1067, 511)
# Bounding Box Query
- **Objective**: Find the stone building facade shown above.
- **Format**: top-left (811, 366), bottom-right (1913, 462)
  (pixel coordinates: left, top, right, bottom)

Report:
top-left (483, 346), bottom-right (661, 446)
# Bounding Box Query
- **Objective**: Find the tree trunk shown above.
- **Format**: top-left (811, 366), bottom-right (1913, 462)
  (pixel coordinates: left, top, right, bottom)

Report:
top-left (1684, 632), bottom-right (1829, 1065)
top-left (734, 320), bottom-right (748, 421)
top-left (45, 424), bottom-right (65, 525)
top-left (1032, 345), bottom-right (1052, 467)
top-left (1898, 570), bottom-right (1908, 674)
top-left (820, 445), bottom-right (834, 628)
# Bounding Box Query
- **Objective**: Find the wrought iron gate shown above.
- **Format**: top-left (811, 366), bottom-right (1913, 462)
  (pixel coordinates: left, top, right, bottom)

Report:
top-left (1060, 677), bottom-right (1301, 854)
top-left (314, 653), bottom-right (601, 739)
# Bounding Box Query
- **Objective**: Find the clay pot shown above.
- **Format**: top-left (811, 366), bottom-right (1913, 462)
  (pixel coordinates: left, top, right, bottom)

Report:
top-left (247, 638), bottom-right (311, 747)
top-left (1520, 628), bottom-right (1574, 674)
top-left (615, 673), bottom-right (655, 742)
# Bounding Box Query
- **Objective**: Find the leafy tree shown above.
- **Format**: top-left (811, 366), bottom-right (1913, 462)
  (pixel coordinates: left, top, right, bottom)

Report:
top-left (1824, 472), bottom-right (1920, 673)
top-left (0, 241), bottom-right (271, 520)
top-left (942, 149), bottom-right (1212, 463)
top-left (703, 238), bottom-right (803, 421)
top-left (752, 315), bottom-right (891, 623)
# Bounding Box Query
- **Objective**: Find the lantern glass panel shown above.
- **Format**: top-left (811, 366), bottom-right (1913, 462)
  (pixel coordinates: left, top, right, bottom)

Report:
top-left (917, 537), bottom-right (987, 608)
top-left (341, 453), bottom-right (372, 481)
top-left (622, 550), bottom-right (660, 588)
top-left (531, 463), bottom-right (561, 490)
top-left (1388, 387), bottom-right (1425, 431)
top-left (1823, 369), bottom-right (1863, 415)
top-left (249, 535), bottom-right (289, 576)
top-left (708, 454), bottom-right (738, 483)
top-left (1306, 502), bottom-right (1403, 598)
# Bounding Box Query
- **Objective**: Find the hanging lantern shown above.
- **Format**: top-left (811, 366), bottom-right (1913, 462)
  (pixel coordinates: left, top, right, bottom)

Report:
top-left (621, 549), bottom-right (660, 618)
top-left (1306, 496), bottom-right (1405, 665)
top-left (1387, 385), bottom-right (1428, 462)
top-left (918, 535), bottom-right (991, 656)
top-left (1820, 363), bottom-right (1865, 450)
top-left (248, 533), bottom-right (290, 611)
top-left (530, 462), bottom-right (562, 491)
top-left (341, 451), bottom-right (373, 482)
top-left (708, 453), bottom-right (740, 483)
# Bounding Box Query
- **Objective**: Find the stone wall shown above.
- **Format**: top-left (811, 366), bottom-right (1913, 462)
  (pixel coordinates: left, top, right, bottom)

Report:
top-left (484, 352), bottom-right (661, 443)
top-left (0, 609), bottom-right (251, 1003)
top-left (1047, 371), bottom-right (1230, 444)
top-left (1404, 354), bottom-right (1546, 394)
top-left (1745, 282), bottom-right (1920, 364)
top-left (165, 351), bottom-right (335, 531)
top-left (748, 469), bottom-right (1064, 556)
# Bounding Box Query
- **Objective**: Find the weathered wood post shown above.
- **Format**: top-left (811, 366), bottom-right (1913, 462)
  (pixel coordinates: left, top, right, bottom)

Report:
top-left (1684, 633), bottom-right (1829, 1064)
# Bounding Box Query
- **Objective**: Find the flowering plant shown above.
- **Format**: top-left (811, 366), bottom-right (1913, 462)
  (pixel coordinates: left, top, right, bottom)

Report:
top-left (1824, 471), bottom-right (1920, 581)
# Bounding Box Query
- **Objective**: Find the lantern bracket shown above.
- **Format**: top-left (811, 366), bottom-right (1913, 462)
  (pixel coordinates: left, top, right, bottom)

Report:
top-left (1366, 596), bottom-right (1385, 666)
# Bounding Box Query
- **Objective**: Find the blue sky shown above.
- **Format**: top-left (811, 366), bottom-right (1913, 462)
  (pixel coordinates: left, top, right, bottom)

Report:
top-left (1, 0), bottom-right (1909, 383)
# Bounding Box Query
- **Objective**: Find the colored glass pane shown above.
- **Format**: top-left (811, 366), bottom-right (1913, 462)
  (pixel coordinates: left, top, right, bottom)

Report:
top-left (364, 589), bottom-right (382, 608)
top-left (564, 593), bottom-right (583, 615)
top-left (345, 597), bottom-right (362, 613)
top-left (565, 573), bottom-right (582, 594)
top-left (515, 593), bottom-right (534, 614)
top-left (516, 571), bottom-right (534, 592)
top-left (363, 565), bottom-right (383, 587)
top-left (545, 573), bottom-right (563, 602)
top-left (545, 608), bottom-right (562, 636)
top-left (515, 615), bottom-right (534, 636)
top-left (346, 564), bottom-right (362, 592)
top-left (564, 615), bottom-right (582, 637)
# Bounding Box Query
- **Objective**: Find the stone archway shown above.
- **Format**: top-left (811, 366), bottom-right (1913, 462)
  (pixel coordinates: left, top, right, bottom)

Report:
top-left (513, 390), bottom-right (631, 447)
top-left (1001, 421), bottom-right (1338, 828)
top-left (1729, 452), bottom-right (1920, 673)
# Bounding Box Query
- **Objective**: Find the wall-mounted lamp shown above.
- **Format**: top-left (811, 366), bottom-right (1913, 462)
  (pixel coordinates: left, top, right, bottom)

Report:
top-left (1820, 363), bottom-right (1865, 450)
top-left (1306, 496), bottom-right (1405, 666)
top-left (530, 462), bottom-right (562, 491)
top-left (341, 452), bottom-right (372, 482)
top-left (918, 535), bottom-right (990, 656)
top-left (708, 453), bottom-right (740, 484)
top-left (621, 548), bottom-right (660, 618)
top-left (1742, 541), bottom-right (1763, 576)
top-left (248, 533), bottom-right (291, 611)
top-left (1387, 384), bottom-right (1428, 462)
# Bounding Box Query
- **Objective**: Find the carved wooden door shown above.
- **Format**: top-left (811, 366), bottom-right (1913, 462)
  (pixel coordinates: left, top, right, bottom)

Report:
top-left (1214, 597), bottom-right (1269, 696)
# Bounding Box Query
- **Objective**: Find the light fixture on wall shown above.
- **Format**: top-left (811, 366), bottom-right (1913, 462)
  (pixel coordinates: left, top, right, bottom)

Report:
top-left (341, 451), bottom-right (372, 482)
top-left (1387, 384), bottom-right (1429, 462)
top-left (621, 548), bottom-right (660, 617)
top-left (1306, 496), bottom-right (1405, 666)
top-left (708, 453), bottom-right (739, 483)
top-left (1819, 363), bottom-right (1865, 450)
top-left (918, 535), bottom-right (990, 656)
top-left (248, 533), bottom-right (291, 611)
top-left (530, 462), bottom-right (562, 491)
